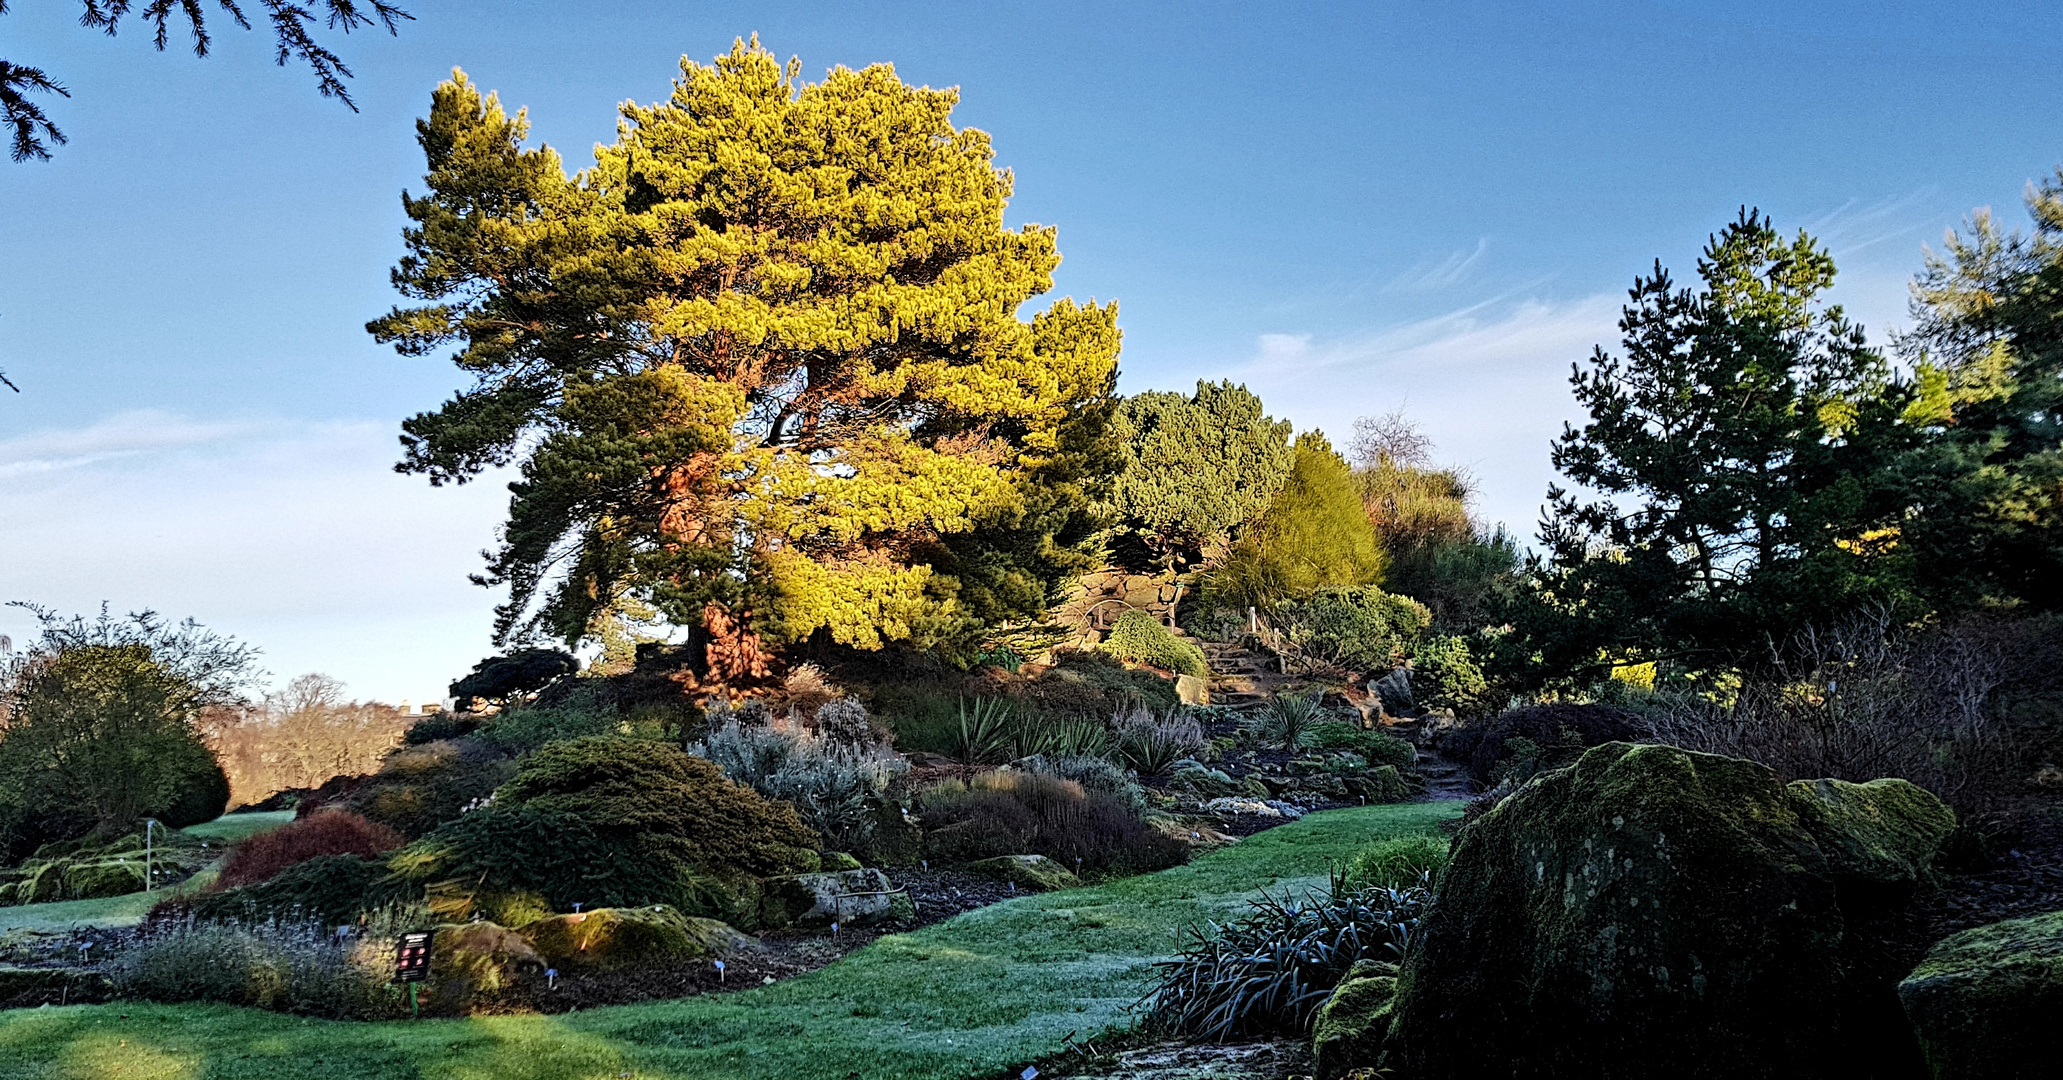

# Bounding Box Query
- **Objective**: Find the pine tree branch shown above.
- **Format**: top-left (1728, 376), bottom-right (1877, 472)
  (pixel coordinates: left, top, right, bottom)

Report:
top-left (2, 0), bottom-right (411, 159)
top-left (0, 61), bottom-right (69, 162)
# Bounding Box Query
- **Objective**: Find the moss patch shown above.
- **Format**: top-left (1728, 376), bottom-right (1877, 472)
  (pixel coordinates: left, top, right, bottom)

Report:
top-left (518, 907), bottom-right (755, 974)
top-left (1312, 960), bottom-right (1398, 1079)
top-left (1787, 777), bottom-right (1956, 909)
top-left (1899, 909), bottom-right (2063, 1080)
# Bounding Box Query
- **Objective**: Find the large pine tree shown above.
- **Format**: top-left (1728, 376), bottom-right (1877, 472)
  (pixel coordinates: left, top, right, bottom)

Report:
top-left (371, 41), bottom-right (1121, 660)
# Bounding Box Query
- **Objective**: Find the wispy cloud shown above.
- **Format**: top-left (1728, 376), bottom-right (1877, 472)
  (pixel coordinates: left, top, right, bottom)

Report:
top-left (0, 410), bottom-right (268, 478)
top-left (1384, 237), bottom-right (1491, 294)
top-left (0, 411), bottom-right (512, 703)
top-left (1799, 187), bottom-right (1942, 260)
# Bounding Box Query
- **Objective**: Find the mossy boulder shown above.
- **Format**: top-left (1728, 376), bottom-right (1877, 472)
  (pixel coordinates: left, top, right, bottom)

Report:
top-left (1170, 765), bottom-right (1241, 798)
top-left (1313, 960), bottom-right (1400, 1079)
top-left (518, 905), bottom-right (755, 973)
top-left (759, 869), bottom-right (914, 929)
top-left (1380, 742), bottom-right (1953, 1080)
top-left (1787, 777), bottom-right (1956, 910)
top-left (418, 922), bottom-right (545, 1016)
top-left (820, 852), bottom-right (863, 872)
top-left (1898, 909), bottom-right (2063, 1079)
top-left (965, 854), bottom-right (1083, 892)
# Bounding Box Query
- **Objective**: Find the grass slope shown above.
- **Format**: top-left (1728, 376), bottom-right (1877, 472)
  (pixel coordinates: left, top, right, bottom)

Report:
top-left (0, 802), bottom-right (1459, 1080)
top-left (0, 812), bottom-right (296, 935)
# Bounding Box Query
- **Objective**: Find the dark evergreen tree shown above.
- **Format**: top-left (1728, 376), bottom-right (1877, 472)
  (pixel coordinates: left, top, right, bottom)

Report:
top-left (1898, 169), bottom-right (2063, 611)
top-left (1536, 210), bottom-right (1921, 672)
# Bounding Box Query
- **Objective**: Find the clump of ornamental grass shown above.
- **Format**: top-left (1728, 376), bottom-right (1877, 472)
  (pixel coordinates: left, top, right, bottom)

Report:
top-left (1140, 871), bottom-right (1430, 1041)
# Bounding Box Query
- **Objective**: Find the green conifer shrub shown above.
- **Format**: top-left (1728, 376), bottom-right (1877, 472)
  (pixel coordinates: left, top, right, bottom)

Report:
top-left (1411, 635), bottom-right (1493, 716)
top-left (392, 738), bottom-right (817, 920)
top-left (1202, 433), bottom-right (1384, 614)
top-left (1101, 610), bottom-right (1207, 677)
top-left (1275, 587), bottom-right (1430, 673)
top-left (1108, 381), bottom-right (1294, 566)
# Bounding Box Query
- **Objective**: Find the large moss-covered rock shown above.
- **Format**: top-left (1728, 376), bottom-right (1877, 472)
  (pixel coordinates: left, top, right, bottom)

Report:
top-left (759, 868), bottom-right (914, 929)
top-left (415, 922), bottom-right (545, 1016)
top-left (1788, 777), bottom-right (1956, 909)
top-left (1380, 742), bottom-right (1953, 1080)
top-left (1899, 910), bottom-right (2063, 1079)
top-left (518, 905), bottom-right (756, 973)
top-left (965, 854), bottom-right (1082, 892)
top-left (1312, 960), bottom-right (1399, 1079)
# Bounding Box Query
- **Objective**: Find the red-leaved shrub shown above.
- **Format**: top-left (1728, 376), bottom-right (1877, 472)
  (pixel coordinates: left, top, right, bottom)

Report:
top-left (214, 811), bottom-right (404, 890)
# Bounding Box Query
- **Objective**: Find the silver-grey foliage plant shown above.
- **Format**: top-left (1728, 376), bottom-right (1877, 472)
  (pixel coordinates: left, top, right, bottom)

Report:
top-left (694, 713), bottom-right (908, 852)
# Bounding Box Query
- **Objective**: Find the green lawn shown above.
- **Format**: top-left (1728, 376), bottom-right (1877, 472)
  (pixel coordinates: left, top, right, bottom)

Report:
top-left (177, 811), bottom-right (296, 845)
top-left (0, 812), bottom-right (296, 934)
top-left (0, 801), bottom-right (1460, 1080)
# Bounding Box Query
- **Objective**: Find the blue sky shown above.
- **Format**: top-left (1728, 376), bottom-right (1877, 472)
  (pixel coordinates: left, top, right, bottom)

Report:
top-left (3, 0), bottom-right (2060, 701)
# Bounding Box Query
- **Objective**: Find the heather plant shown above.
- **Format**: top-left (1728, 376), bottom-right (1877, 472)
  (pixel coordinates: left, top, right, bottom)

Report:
top-left (919, 770), bottom-right (1187, 875)
top-left (1305, 720), bottom-right (1416, 770)
top-left (215, 811), bottom-right (404, 889)
top-left (175, 853), bottom-right (405, 927)
top-left (1014, 753), bottom-right (1148, 811)
top-left (113, 915), bottom-right (385, 1018)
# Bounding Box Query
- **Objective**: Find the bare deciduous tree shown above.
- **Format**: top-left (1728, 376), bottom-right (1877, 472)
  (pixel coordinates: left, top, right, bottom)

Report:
top-left (203, 672), bottom-right (413, 805)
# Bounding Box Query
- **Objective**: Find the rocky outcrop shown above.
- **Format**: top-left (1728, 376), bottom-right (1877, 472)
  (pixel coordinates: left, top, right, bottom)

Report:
top-left (1312, 960), bottom-right (1399, 1079)
top-left (1376, 742), bottom-right (1955, 1080)
top-left (964, 854), bottom-right (1082, 892)
top-left (758, 868), bottom-right (914, 929)
top-left (1899, 909), bottom-right (2063, 1079)
top-left (518, 905), bottom-right (755, 973)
